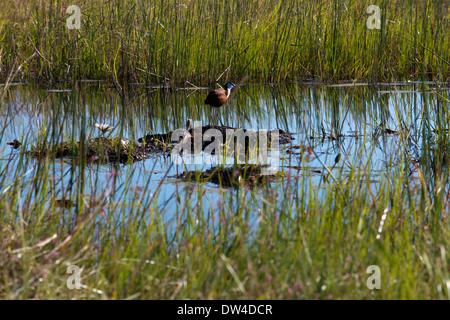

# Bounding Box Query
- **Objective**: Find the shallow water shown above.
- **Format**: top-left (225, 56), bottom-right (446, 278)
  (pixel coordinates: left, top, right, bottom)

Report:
top-left (1, 82), bottom-right (448, 218)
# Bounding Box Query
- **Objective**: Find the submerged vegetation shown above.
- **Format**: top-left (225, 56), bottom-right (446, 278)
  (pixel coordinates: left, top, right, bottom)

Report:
top-left (172, 164), bottom-right (285, 188)
top-left (0, 0), bottom-right (449, 85)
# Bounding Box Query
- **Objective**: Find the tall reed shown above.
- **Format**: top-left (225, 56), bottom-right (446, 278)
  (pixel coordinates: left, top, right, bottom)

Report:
top-left (0, 0), bottom-right (448, 86)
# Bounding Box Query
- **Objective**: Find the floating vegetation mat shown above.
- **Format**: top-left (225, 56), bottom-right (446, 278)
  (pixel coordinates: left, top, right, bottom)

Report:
top-left (23, 123), bottom-right (294, 165)
top-left (27, 137), bottom-right (148, 164)
top-left (171, 165), bottom-right (285, 188)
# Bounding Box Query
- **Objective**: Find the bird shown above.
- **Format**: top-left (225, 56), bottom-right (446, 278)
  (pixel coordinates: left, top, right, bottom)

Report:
top-left (178, 119), bottom-right (193, 152)
top-left (204, 82), bottom-right (236, 125)
top-left (185, 118), bottom-right (193, 131)
top-left (205, 82), bottom-right (236, 108)
top-left (7, 139), bottom-right (21, 149)
top-left (120, 137), bottom-right (131, 148)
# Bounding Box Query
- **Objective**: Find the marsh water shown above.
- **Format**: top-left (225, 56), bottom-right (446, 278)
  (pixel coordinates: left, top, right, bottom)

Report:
top-left (1, 82), bottom-right (447, 219)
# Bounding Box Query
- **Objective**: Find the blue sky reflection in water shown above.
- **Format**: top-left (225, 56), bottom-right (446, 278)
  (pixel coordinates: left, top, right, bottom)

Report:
top-left (0, 83), bottom-right (447, 222)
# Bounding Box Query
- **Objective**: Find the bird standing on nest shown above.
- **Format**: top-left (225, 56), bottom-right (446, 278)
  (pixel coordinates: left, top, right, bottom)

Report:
top-left (204, 82), bottom-right (236, 125)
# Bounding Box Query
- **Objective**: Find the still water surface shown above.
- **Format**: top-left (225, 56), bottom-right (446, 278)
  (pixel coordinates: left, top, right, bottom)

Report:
top-left (1, 82), bottom-right (445, 218)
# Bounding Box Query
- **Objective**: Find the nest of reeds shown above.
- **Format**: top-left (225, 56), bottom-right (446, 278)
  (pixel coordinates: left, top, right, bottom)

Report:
top-left (139, 123), bottom-right (295, 154)
top-left (25, 122), bottom-right (294, 165)
top-left (171, 164), bottom-right (285, 188)
top-left (27, 137), bottom-right (148, 164)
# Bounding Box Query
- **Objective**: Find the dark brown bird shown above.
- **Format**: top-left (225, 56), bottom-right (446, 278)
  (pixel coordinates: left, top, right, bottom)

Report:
top-left (204, 82), bottom-right (236, 108)
top-left (7, 139), bottom-right (21, 149)
top-left (204, 82), bottom-right (235, 125)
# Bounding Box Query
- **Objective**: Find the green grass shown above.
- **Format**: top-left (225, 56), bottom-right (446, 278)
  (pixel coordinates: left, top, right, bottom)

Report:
top-left (1, 145), bottom-right (450, 299)
top-left (0, 0), bottom-right (448, 86)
